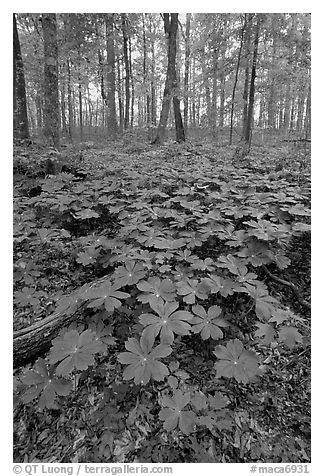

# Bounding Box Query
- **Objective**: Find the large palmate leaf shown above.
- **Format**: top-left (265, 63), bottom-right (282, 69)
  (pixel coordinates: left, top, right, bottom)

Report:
top-left (191, 304), bottom-right (229, 340)
top-left (49, 329), bottom-right (105, 376)
top-left (86, 279), bottom-right (130, 312)
top-left (113, 260), bottom-right (146, 287)
top-left (237, 239), bottom-right (273, 267)
top-left (21, 358), bottom-right (72, 410)
top-left (213, 339), bottom-right (260, 383)
top-left (176, 278), bottom-right (210, 304)
top-left (117, 332), bottom-right (172, 385)
top-left (139, 301), bottom-right (193, 344)
top-left (202, 275), bottom-right (239, 297)
top-left (137, 277), bottom-right (176, 306)
top-left (159, 390), bottom-right (196, 435)
top-left (243, 283), bottom-right (278, 320)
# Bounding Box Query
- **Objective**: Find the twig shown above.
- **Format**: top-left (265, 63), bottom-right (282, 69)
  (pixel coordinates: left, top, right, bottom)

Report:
top-left (262, 265), bottom-right (311, 311)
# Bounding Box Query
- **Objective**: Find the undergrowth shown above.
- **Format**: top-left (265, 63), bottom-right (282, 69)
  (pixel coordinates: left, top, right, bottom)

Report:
top-left (13, 140), bottom-right (310, 463)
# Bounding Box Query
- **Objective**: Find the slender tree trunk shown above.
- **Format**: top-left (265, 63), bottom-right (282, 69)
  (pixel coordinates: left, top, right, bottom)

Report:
top-left (268, 16), bottom-right (278, 129)
top-left (67, 59), bottom-right (73, 139)
top-left (116, 56), bottom-right (124, 133)
top-left (42, 13), bottom-right (59, 148)
top-left (219, 49), bottom-right (226, 128)
top-left (35, 93), bottom-right (43, 131)
top-left (229, 15), bottom-right (245, 145)
top-left (121, 14), bottom-right (130, 130)
top-left (13, 13), bottom-right (29, 140)
top-left (296, 90), bottom-right (306, 133)
top-left (105, 14), bottom-right (118, 140)
top-left (283, 83), bottom-right (291, 134)
top-left (78, 83), bottom-right (83, 140)
top-left (129, 36), bottom-right (135, 128)
top-left (142, 14), bottom-right (150, 125)
top-left (241, 14), bottom-right (253, 141)
top-left (304, 79), bottom-right (311, 140)
top-left (153, 13), bottom-right (185, 144)
top-left (191, 57), bottom-right (196, 128)
top-left (60, 81), bottom-right (67, 136)
top-left (149, 15), bottom-right (157, 126)
top-left (201, 48), bottom-right (211, 130)
top-left (183, 13), bottom-right (191, 131)
top-left (244, 15), bottom-right (261, 148)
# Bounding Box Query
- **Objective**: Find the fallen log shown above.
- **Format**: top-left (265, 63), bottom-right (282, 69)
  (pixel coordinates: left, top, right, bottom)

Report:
top-left (13, 274), bottom-right (112, 369)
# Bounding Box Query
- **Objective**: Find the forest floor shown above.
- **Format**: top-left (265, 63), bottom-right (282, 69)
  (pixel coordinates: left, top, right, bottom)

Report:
top-left (13, 136), bottom-right (311, 463)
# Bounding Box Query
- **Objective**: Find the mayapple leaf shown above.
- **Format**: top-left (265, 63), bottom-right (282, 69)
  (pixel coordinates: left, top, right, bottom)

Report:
top-left (21, 358), bottom-right (72, 409)
top-left (117, 332), bottom-right (172, 385)
top-left (49, 329), bottom-right (105, 376)
top-left (191, 304), bottom-right (228, 340)
top-left (139, 301), bottom-right (193, 344)
top-left (159, 390), bottom-right (196, 435)
top-left (213, 339), bottom-right (260, 383)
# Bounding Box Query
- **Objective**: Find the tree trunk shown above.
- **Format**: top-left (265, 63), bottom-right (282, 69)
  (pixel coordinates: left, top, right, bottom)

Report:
top-left (229, 15), bottom-right (245, 145)
top-left (201, 48), bottom-right (211, 130)
top-left (42, 13), bottom-right (60, 148)
top-left (304, 80), bottom-right (311, 140)
top-left (121, 14), bottom-right (130, 130)
top-left (244, 15), bottom-right (261, 148)
top-left (78, 79), bottom-right (83, 141)
top-left (191, 57), bottom-right (196, 127)
top-left (13, 13), bottom-right (29, 140)
top-left (60, 81), bottom-right (67, 136)
top-left (105, 14), bottom-right (118, 140)
top-left (183, 13), bottom-right (191, 131)
top-left (35, 92), bottom-right (43, 131)
top-left (211, 48), bottom-right (218, 139)
top-left (241, 14), bottom-right (253, 141)
top-left (153, 13), bottom-right (185, 144)
top-left (219, 58), bottom-right (225, 127)
top-left (149, 15), bottom-right (157, 126)
top-left (67, 59), bottom-right (73, 139)
top-left (116, 56), bottom-right (124, 132)
top-left (129, 36), bottom-right (135, 128)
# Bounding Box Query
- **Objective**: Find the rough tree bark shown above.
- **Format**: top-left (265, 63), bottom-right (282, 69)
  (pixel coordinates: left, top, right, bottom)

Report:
top-left (13, 13), bottom-right (29, 140)
top-left (153, 13), bottom-right (185, 144)
top-left (42, 13), bottom-right (60, 148)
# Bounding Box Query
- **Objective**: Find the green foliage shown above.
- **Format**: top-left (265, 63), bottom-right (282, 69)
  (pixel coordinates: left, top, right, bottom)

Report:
top-left (21, 358), bottom-right (72, 409)
top-left (159, 390), bottom-right (196, 434)
top-left (117, 332), bottom-right (172, 384)
top-left (213, 339), bottom-right (260, 383)
top-left (49, 329), bottom-right (105, 376)
top-left (14, 143), bottom-right (310, 463)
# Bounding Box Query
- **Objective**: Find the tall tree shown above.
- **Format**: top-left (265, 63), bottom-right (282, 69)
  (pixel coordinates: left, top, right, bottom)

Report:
top-left (153, 14), bottom-right (185, 144)
top-left (42, 13), bottom-right (59, 148)
top-left (244, 14), bottom-right (261, 150)
top-left (241, 14), bottom-right (253, 141)
top-left (183, 13), bottom-right (191, 131)
top-left (229, 15), bottom-right (246, 145)
top-left (121, 14), bottom-right (130, 129)
top-left (13, 14), bottom-right (29, 140)
top-left (105, 14), bottom-right (118, 140)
